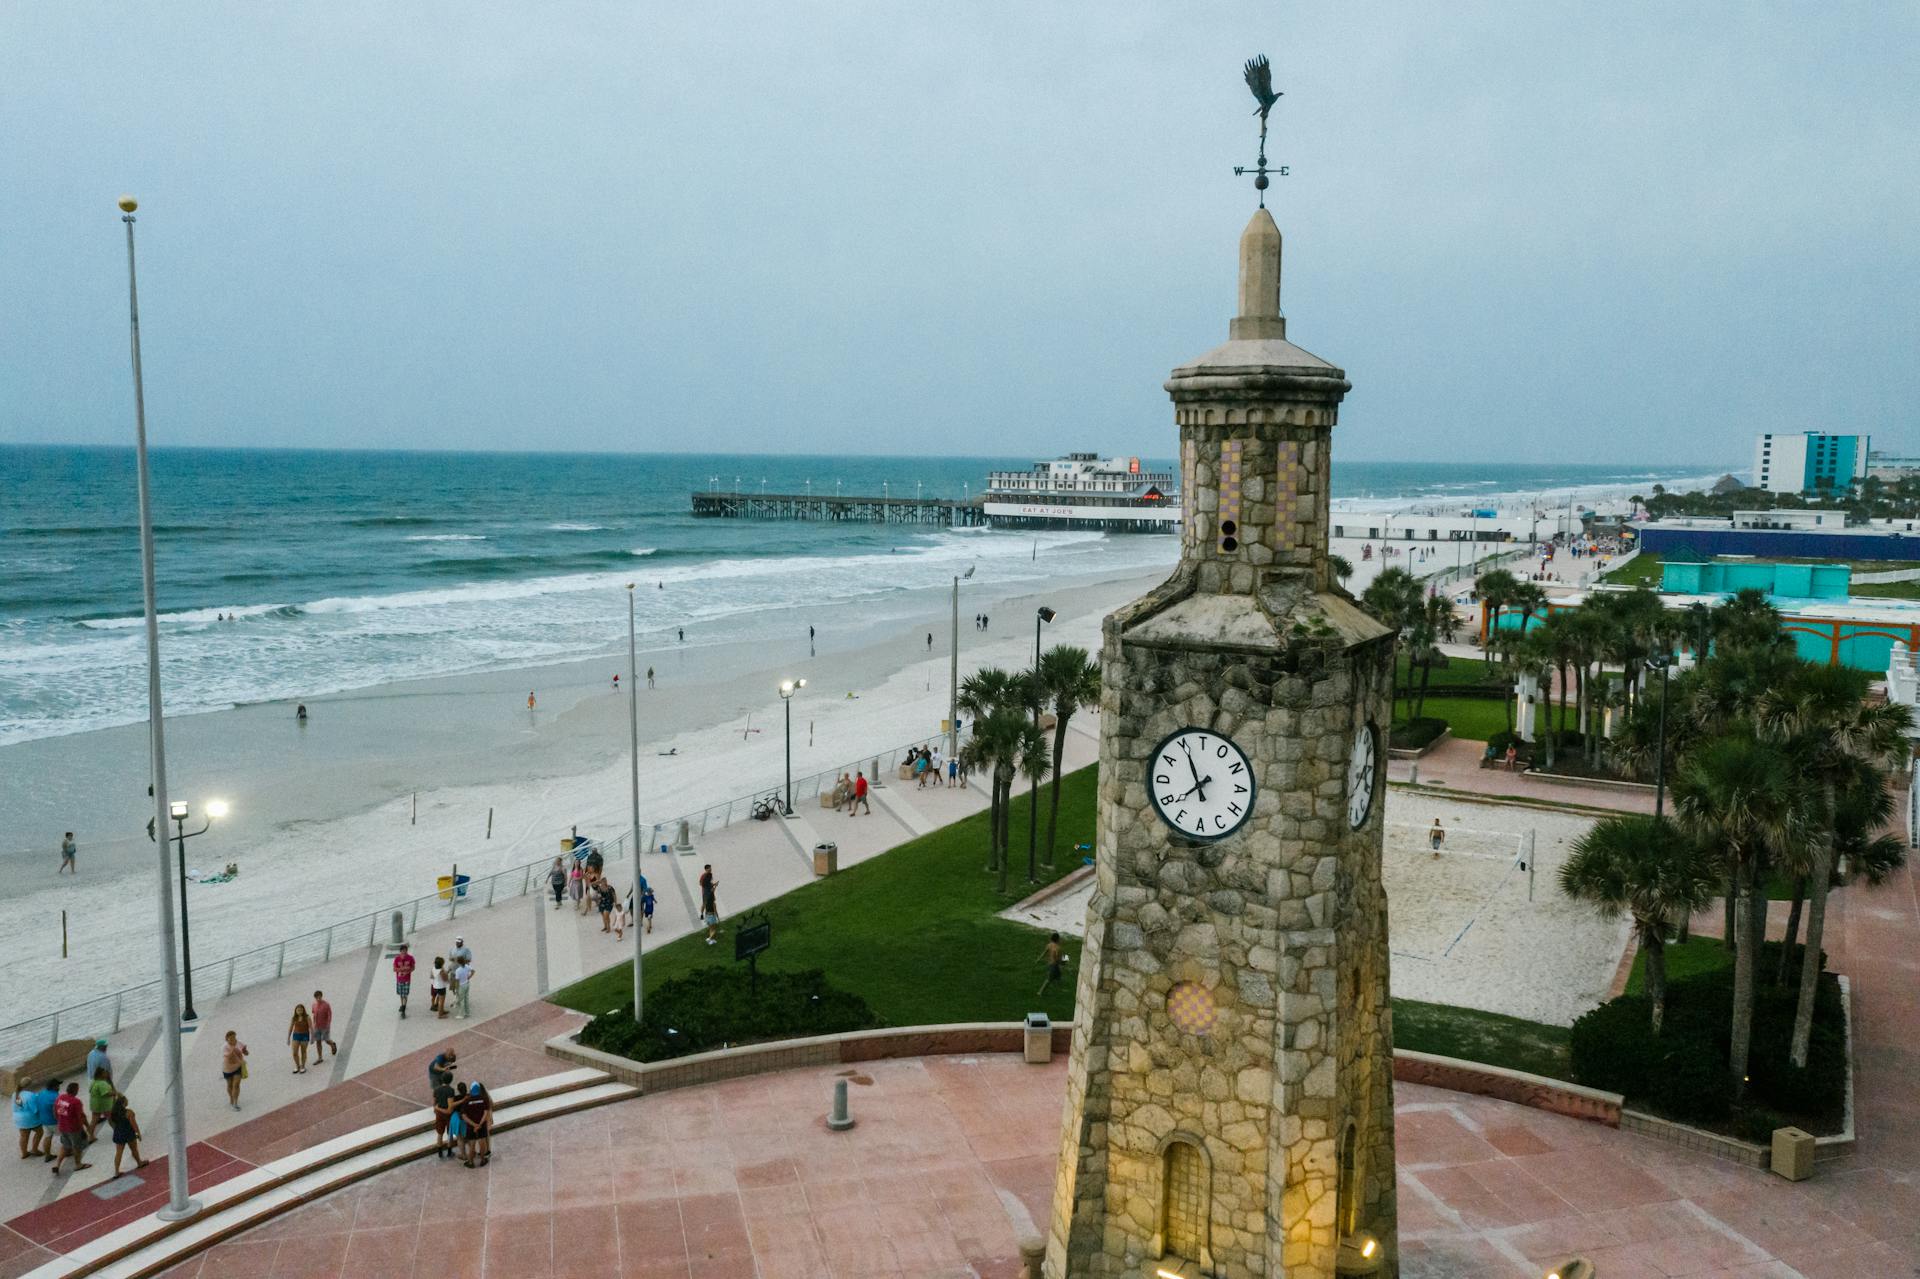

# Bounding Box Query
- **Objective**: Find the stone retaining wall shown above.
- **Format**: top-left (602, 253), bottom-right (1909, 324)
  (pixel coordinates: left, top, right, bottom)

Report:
top-left (1392, 1049), bottom-right (1622, 1126)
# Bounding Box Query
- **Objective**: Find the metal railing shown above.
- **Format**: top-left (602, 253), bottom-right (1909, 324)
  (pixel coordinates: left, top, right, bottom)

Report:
top-left (0, 732), bottom-right (950, 1064)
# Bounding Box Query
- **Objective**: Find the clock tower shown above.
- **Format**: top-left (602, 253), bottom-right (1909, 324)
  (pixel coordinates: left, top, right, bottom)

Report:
top-left (1042, 204), bottom-right (1399, 1277)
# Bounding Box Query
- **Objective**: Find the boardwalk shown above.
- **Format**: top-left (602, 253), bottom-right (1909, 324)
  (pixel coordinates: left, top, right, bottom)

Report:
top-left (690, 491), bottom-right (985, 526)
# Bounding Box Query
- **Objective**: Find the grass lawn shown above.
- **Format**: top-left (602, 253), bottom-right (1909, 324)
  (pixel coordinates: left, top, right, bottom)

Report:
top-left (1393, 999), bottom-right (1571, 1079)
top-left (1396, 654), bottom-right (1499, 690)
top-left (1624, 936), bottom-right (1731, 994)
top-left (1395, 694), bottom-right (1522, 744)
top-left (1846, 579), bottom-right (1920, 600)
top-left (552, 768), bottom-right (1100, 1027)
top-left (555, 763), bottom-right (1582, 1086)
top-left (1603, 554), bottom-right (1665, 587)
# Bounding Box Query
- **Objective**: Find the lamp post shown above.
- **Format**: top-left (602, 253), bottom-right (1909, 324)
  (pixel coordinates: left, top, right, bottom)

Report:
top-left (949, 565), bottom-right (975, 759)
top-left (625, 584), bottom-right (643, 1022)
top-left (120, 195), bottom-right (201, 1223)
top-left (1649, 652), bottom-right (1671, 822)
top-left (1029, 607), bottom-right (1056, 872)
top-left (779, 679), bottom-right (806, 816)
top-left (150, 799), bottom-right (226, 1024)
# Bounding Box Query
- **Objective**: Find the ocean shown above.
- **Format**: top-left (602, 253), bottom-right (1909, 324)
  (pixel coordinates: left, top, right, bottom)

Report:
top-left (0, 446), bottom-right (1723, 746)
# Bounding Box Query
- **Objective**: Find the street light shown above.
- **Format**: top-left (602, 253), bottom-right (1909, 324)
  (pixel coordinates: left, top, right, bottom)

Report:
top-left (625, 584), bottom-right (644, 1024)
top-left (149, 798), bottom-right (225, 1024)
top-left (779, 679), bottom-right (806, 816)
top-left (949, 565), bottom-right (975, 759)
top-left (1029, 607), bottom-right (1056, 871)
top-left (120, 194), bottom-right (199, 1224)
top-left (1649, 651), bottom-right (1672, 822)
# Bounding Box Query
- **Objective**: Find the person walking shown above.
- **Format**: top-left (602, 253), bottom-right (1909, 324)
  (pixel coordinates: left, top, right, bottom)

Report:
top-left (646, 666), bottom-right (655, 689)
top-left (527, 691), bottom-right (537, 710)
top-left (926, 632), bottom-right (933, 652)
top-left (852, 770), bottom-right (871, 815)
top-left (946, 755), bottom-right (958, 788)
top-left (699, 865), bottom-right (719, 945)
top-left (49, 1083), bottom-right (91, 1174)
top-left (86, 1069), bottom-right (113, 1137)
top-left (596, 878), bottom-right (619, 937)
top-left (288, 1004), bottom-right (312, 1074)
top-left (86, 1038), bottom-right (112, 1086)
top-left (1428, 819), bottom-right (1445, 856)
top-left (33, 1080), bottom-right (59, 1163)
top-left (106, 1094), bottom-right (147, 1176)
top-left (548, 857), bottom-right (568, 908)
top-left (1038, 933), bottom-right (1070, 995)
top-left (452, 957), bottom-right (474, 1020)
top-left (392, 944), bottom-right (417, 1019)
top-left (310, 991), bottom-right (335, 1064)
top-left (220, 1032), bottom-right (249, 1110)
top-left (58, 832), bottom-right (78, 875)
top-left (640, 881), bottom-right (656, 935)
top-left (13, 1083), bottom-right (41, 1160)
top-left (568, 860), bottom-right (586, 912)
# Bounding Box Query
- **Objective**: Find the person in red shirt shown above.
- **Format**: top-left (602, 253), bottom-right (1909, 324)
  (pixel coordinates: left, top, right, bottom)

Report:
top-left (310, 991), bottom-right (335, 1062)
top-left (49, 1082), bottom-right (91, 1174)
top-left (853, 770), bottom-right (871, 816)
top-left (393, 944), bottom-right (417, 1019)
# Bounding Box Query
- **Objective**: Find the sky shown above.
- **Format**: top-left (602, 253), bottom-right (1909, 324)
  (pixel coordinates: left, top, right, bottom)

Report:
top-left (2, 3), bottom-right (1915, 465)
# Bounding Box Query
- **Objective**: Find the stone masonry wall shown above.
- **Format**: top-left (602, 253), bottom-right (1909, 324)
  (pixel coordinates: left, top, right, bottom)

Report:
top-left (1045, 576), bottom-right (1398, 1278)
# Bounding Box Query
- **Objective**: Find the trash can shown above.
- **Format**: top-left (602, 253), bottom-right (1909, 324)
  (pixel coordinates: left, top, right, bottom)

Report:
top-left (813, 842), bottom-right (839, 877)
top-left (1023, 1012), bottom-right (1052, 1064)
top-left (1771, 1127), bottom-right (1815, 1181)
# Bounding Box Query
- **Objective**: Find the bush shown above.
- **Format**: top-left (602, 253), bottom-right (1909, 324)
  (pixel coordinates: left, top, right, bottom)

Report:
top-left (1389, 717), bottom-right (1447, 750)
top-left (1569, 942), bottom-right (1846, 1136)
top-left (578, 967), bottom-right (881, 1062)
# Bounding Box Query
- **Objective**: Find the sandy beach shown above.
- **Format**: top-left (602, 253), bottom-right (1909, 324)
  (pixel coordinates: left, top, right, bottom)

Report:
top-left (0, 562), bottom-right (1169, 1024)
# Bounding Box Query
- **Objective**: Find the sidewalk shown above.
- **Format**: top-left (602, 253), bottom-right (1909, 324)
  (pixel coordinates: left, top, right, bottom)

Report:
top-left (0, 719), bottom-right (1101, 1228)
top-left (1389, 735), bottom-right (1656, 814)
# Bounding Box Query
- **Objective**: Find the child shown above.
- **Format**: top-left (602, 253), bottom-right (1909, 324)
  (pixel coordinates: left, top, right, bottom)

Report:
top-left (640, 882), bottom-right (656, 934)
top-left (429, 958), bottom-right (449, 1018)
top-left (1038, 933), bottom-right (1069, 995)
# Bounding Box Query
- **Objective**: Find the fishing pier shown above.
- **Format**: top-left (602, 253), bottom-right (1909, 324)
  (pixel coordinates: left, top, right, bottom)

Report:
top-left (690, 491), bottom-right (986, 527)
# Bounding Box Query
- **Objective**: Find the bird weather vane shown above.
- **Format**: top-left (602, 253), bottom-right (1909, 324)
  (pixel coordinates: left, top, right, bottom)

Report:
top-left (1235, 54), bottom-right (1289, 207)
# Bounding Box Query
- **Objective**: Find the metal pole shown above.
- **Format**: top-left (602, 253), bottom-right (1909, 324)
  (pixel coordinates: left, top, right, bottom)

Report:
top-left (123, 198), bottom-right (199, 1223)
top-left (784, 695), bottom-right (794, 816)
top-left (626, 586), bottom-right (643, 1024)
top-left (1654, 661), bottom-right (1670, 822)
top-left (174, 820), bottom-right (197, 1022)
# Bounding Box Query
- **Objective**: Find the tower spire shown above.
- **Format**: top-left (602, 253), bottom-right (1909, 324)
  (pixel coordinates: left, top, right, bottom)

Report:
top-left (1230, 207), bottom-right (1284, 341)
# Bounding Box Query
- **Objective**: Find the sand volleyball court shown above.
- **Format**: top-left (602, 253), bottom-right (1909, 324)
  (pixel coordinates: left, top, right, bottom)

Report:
top-left (1383, 797), bottom-right (1628, 1026)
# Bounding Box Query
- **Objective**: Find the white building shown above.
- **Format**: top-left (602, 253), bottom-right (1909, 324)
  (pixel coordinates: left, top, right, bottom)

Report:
top-left (1752, 431), bottom-right (1870, 494)
top-left (1731, 508), bottom-right (1846, 530)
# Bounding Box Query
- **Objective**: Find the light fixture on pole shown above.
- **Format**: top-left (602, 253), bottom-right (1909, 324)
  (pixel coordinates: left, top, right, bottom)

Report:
top-left (625, 584), bottom-right (644, 1023)
top-left (1029, 606), bottom-right (1056, 871)
top-left (949, 565), bottom-right (975, 759)
top-left (120, 194), bottom-right (201, 1224)
top-left (148, 798), bottom-right (226, 1026)
top-left (779, 679), bottom-right (806, 816)
top-left (1649, 651), bottom-right (1671, 822)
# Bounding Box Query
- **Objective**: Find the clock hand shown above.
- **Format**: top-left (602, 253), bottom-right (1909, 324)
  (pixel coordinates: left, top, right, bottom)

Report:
top-left (1180, 741), bottom-right (1204, 791)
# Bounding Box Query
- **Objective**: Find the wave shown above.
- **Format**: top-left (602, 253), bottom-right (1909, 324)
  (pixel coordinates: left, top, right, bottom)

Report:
top-left (11, 524), bottom-right (217, 539)
top-left (630, 547), bottom-right (657, 557)
top-left (78, 602), bottom-right (300, 629)
top-left (405, 534), bottom-right (487, 542)
top-left (343, 515), bottom-right (441, 528)
top-left (547, 523), bottom-right (606, 532)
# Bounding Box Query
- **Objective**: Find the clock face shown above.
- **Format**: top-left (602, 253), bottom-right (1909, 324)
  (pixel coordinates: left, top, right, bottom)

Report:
top-left (1148, 728), bottom-right (1256, 842)
top-left (1347, 721), bottom-right (1378, 829)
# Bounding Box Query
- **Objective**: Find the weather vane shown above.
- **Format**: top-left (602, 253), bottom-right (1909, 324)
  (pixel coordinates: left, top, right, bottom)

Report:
top-left (1235, 54), bottom-right (1288, 207)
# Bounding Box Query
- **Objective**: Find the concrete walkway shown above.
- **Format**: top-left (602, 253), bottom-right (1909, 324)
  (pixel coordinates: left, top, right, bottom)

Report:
top-left (0, 721), bottom-right (1102, 1229)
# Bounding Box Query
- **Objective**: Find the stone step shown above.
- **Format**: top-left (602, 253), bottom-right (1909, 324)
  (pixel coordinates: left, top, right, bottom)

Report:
top-left (27, 1071), bottom-right (637, 1279)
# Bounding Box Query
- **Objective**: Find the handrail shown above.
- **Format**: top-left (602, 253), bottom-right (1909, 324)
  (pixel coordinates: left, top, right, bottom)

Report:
top-left (0, 730), bottom-right (954, 1064)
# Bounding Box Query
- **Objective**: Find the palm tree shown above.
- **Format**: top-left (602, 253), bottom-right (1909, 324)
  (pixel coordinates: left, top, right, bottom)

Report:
top-left (1476, 568), bottom-right (1520, 659)
top-left (958, 669), bottom-right (1019, 874)
top-left (1756, 663), bottom-right (1911, 1066)
top-left (1673, 734), bottom-right (1806, 1096)
top-left (1016, 721), bottom-right (1053, 885)
top-left (1361, 568), bottom-right (1422, 718)
top-left (1329, 553), bottom-right (1354, 585)
top-left (1408, 594), bottom-right (1460, 719)
top-left (1509, 580), bottom-right (1548, 637)
top-left (1711, 589), bottom-right (1789, 655)
top-left (961, 706), bottom-right (1043, 891)
top-left (1037, 645), bottom-right (1100, 866)
top-left (1561, 816), bottom-right (1718, 1033)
